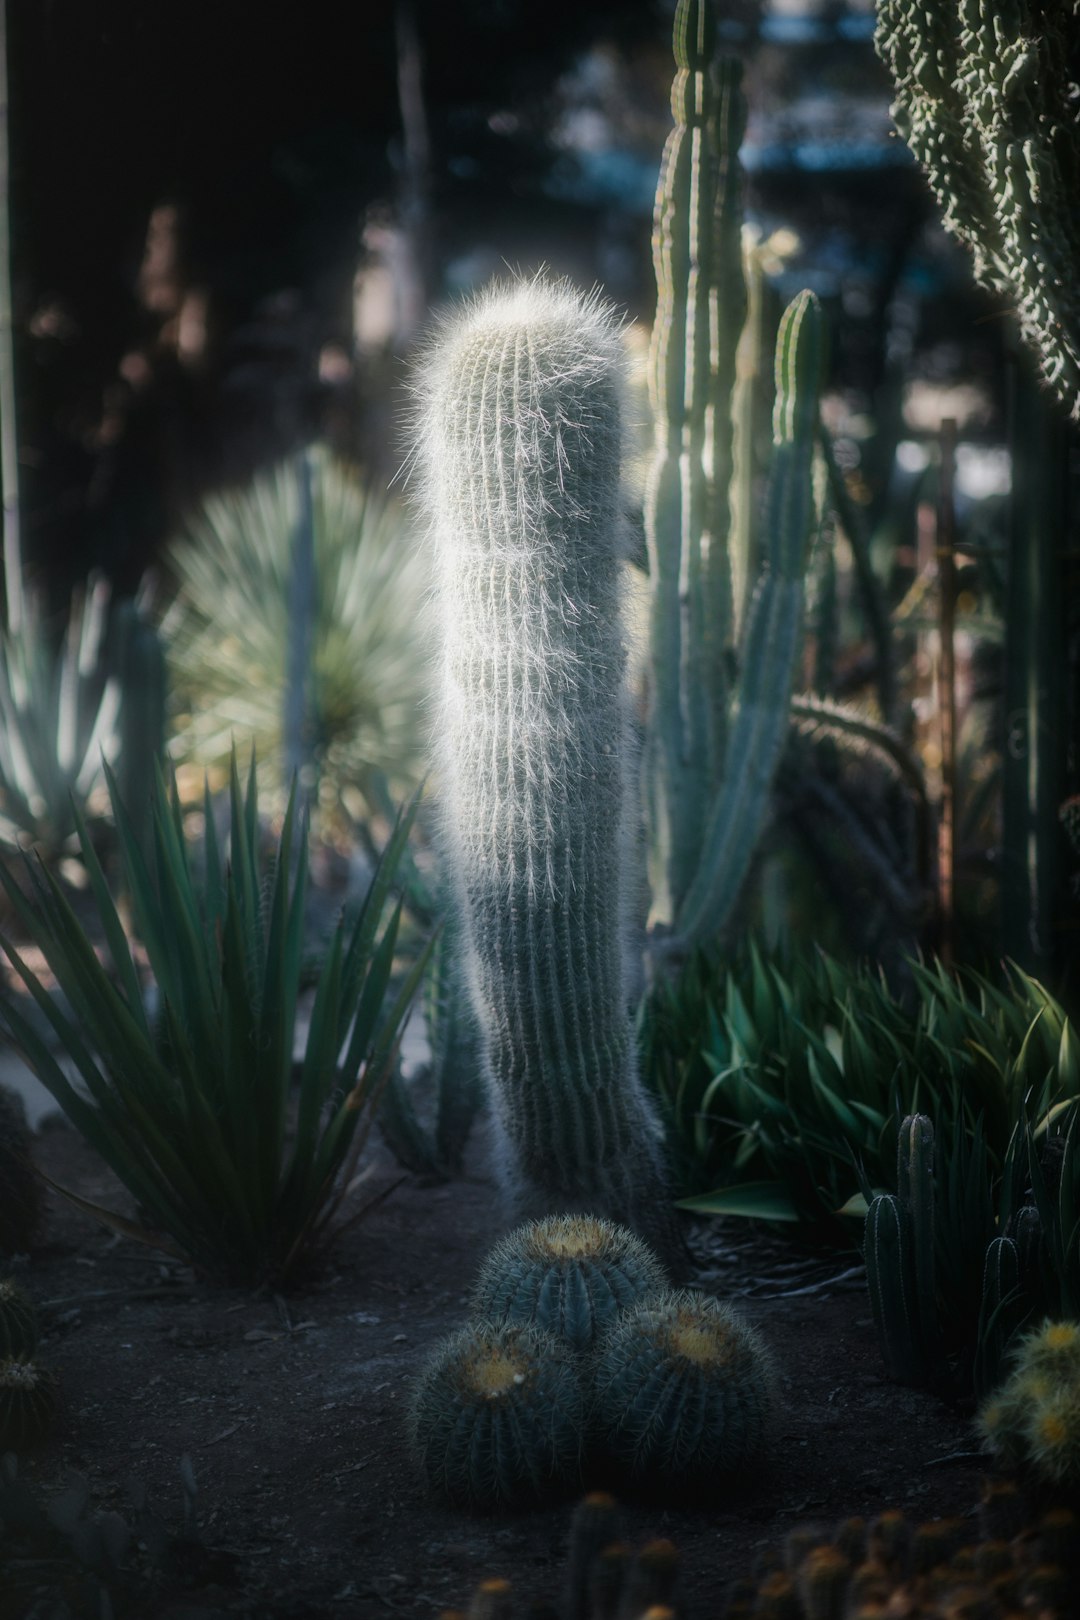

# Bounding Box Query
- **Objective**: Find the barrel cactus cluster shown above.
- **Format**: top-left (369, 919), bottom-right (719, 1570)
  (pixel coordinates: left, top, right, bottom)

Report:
top-left (408, 1215), bottom-right (773, 1510)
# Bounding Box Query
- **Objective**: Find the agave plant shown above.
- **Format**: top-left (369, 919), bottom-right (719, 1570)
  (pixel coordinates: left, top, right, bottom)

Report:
top-left (163, 449), bottom-right (428, 823)
top-left (0, 578), bottom-right (161, 857)
top-left (0, 755), bottom-right (432, 1283)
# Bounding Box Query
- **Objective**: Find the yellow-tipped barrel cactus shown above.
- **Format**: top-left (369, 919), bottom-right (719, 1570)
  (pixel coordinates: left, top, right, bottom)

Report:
top-left (588, 1290), bottom-right (774, 1491)
top-left (471, 1216), bottom-right (668, 1354)
top-left (414, 277), bottom-right (680, 1261)
top-left (408, 1318), bottom-right (585, 1510)
top-left (977, 1318), bottom-right (1080, 1484)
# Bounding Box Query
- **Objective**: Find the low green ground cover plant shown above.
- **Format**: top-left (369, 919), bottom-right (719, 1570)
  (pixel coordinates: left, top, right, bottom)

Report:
top-left (0, 755), bottom-right (431, 1283)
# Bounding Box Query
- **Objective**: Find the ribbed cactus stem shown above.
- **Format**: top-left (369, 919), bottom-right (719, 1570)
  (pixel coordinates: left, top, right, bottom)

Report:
top-left (673, 289), bottom-right (824, 949)
top-left (645, 2), bottom-right (747, 920)
top-left (417, 277), bottom-right (678, 1256)
top-left (896, 1113), bottom-right (940, 1366)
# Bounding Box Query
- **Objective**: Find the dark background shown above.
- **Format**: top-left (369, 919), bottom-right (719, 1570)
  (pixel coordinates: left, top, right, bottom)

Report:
top-left (10, 0), bottom-right (967, 598)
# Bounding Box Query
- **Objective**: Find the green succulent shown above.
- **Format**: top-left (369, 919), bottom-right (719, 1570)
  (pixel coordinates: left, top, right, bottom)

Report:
top-left (0, 755), bottom-right (432, 1284)
top-left (0, 579), bottom-right (161, 858)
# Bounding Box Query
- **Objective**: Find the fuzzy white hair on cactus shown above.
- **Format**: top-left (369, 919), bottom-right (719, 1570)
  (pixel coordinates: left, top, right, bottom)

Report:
top-left (411, 274), bottom-right (680, 1263)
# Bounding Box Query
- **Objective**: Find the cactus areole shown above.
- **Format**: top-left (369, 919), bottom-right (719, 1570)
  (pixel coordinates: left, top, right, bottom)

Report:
top-left (415, 278), bottom-right (680, 1260)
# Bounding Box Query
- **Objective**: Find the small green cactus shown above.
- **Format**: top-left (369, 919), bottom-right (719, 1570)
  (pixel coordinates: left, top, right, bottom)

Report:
top-left (0, 1085), bottom-right (41, 1256)
top-left (976, 1318), bottom-right (1080, 1484)
top-left (563, 1491), bottom-right (625, 1620)
top-left (0, 1278), bottom-right (38, 1359)
top-left (471, 1216), bottom-right (668, 1355)
top-left (0, 1357), bottom-right (58, 1450)
top-left (588, 1290), bottom-right (773, 1490)
top-left (408, 1319), bottom-right (584, 1510)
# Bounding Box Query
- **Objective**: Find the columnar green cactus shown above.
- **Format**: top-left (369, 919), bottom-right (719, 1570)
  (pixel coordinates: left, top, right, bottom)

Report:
top-left (417, 277), bottom-right (679, 1256)
top-left (588, 1290), bottom-right (774, 1489)
top-left (875, 0), bottom-right (1080, 422)
top-left (407, 1318), bottom-right (584, 1509)
top-left (471, 1216), bottom-right (668, 1354)
top-left (643, 0), bottom-right (826, 948)
top-left (864, 1113), bottom-right (943, 1386)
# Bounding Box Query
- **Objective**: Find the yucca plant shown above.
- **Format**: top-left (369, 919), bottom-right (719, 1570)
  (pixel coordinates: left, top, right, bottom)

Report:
top-left (164, 449), bottom-right (428, 823)
top-left (0, 755), bottom-right (432, 1283)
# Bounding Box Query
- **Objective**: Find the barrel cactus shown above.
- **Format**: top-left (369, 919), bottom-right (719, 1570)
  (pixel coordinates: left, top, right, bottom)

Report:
top-left (471, 1216), bottom-right (668, 1354)
top-left (0, 1278), bottom-right (38, 1360)
top-left (0, 1357), bottom-right (57, 1451)
top-left (588, 1290), bottom-right (774, 1490)
top-left (977, 1318), bottom-right (1080, 1484)
top-left (415, 276), bottom-right (679, 1260)
top-left (408, 1317), bottom-right (585, 1510)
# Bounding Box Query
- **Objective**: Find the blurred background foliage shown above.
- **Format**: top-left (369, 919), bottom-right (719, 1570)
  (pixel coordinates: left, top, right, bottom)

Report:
top-left (2, 0), bottom-right (1078, 990)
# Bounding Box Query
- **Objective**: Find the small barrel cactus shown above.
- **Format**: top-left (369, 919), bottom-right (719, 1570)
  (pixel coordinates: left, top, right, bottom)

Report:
top-left (0, 1278), bottom-right (38, 1359)
top-left (472, 1216), bottom-right (668, 1354)
top-left (976, 1318), bottom-right (1080, 1484)
top-left (0, 1357), bottom-right (58, 1450)
top-left (0, 1085), bottom-right (42, 1256)
top-left (589, 1291), bottom-right (774, 1491)
top-left (408, 1319), bottom-right (584, 1510)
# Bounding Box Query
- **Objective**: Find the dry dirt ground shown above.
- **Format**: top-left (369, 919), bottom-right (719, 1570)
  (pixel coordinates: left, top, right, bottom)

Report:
top-left (3, 1115), bottom-right (993, 1619)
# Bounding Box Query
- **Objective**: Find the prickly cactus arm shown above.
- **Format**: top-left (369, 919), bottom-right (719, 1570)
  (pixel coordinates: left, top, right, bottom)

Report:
top-left (673, 289), bottom-right (824, 949)
top-left (644, 0), bottom-right (746, 919)
top-left (875, 0), bottom-right (1080, 422)
top-left (417, 279), bottom-right (678, 1254)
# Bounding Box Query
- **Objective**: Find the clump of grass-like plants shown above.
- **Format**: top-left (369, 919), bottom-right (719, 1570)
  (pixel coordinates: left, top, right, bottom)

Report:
top-left (0, 754), bottom-right (432, 1284)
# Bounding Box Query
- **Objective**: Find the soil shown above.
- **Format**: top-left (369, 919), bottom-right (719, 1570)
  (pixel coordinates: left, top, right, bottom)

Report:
top-left (4, 1115), bottom-right (992, 1620)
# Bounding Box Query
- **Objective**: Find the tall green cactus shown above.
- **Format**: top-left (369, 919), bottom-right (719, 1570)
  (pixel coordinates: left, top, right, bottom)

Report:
top-left (417, 278), bottom-right (680, 1258)
top-left (874, 0), bottom-right (1080, 423)
top-left (644, 0), bottom-right (825, 949)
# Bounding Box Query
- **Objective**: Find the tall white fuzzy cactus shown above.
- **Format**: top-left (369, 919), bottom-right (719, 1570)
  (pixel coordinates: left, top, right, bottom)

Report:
top-left (414, 278), bottom-right (679, 1257)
